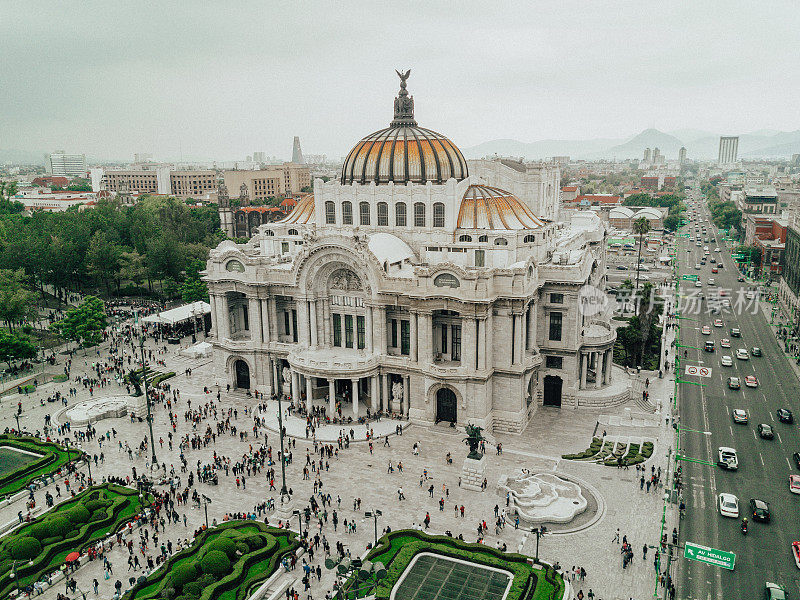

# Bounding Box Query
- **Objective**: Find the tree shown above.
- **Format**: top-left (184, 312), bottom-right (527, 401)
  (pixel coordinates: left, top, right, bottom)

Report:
top-left (0, 269), bottom-right (38, 330)
top-left (52, 296), bottom-right (108, 353)
top-left (0, 330), bottom-right (37, 368)
top-left (181, 278), bottom-right (209, 303)
top-left (663, 214), bottom-right (681, 232)
top-left (633, 217), bottom-right (651, 303)
top-left (86, 231), bottom-right (122, 295)
top-left (119, 250), bottom-right (147, 289)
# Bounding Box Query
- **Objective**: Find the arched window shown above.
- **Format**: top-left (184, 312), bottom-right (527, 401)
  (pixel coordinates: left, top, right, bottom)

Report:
top-left (342, 201), bottom-right (353, 225)
top-left (325, 201), bottom-right (336, 224)
top-left (288, 228), bottom-right (299, 236)
top-left (494, 237), bottom-right (508, 246)
top-left (377, 202), bottom-right (388, 226)
top-left (458, 234), bottom-right (472, 242)
top-left (395, 202), bottom-right (407, 226)
top-left (434, 273), bottom-right (460, 288)
top-left (478, 235), bottom-right (488, 243)
top-left (264, 229), bottom-right (275, 236)
top-left (359, 201), bottom-right (370, 226)
top-left (414, 202), bottom-right (426, 227)
top-left (524, 234), bottom-right (536, 243)
top-left (433, 202), bottom-right (445, 227)
top-left (225, 260), bottom-right (245, 272)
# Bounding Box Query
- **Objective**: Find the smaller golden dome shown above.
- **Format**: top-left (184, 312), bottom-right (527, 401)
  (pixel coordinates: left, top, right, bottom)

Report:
top-left (278, 195), bottom-right (315, 225)
top-left (457, 185), bottom-right (544, 230)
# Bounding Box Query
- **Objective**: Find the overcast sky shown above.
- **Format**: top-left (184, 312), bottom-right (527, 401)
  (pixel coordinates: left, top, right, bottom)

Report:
top-left (2, 0), bottom-right (798, 162)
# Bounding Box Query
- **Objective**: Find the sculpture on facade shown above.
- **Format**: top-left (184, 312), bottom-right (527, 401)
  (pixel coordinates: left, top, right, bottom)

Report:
top-left (128, 369), bottom-right (143, 397)
top-left (392, 69), bottom-right (416, 125)
top-left (282, 367), bottom-right (291, 390)
top-left (391, 381), bottom-right (403, 406)
top-left (463, 424), bottom-right (485, 460)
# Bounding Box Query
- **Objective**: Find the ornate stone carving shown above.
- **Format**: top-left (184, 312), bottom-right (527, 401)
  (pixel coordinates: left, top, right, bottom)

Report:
top-left (329, 268), bottom-right (362, 291)
top-left (392, 69), bottom-right (416, 126)
top-left (391, 381), bottom-right (403, 404)
top-left (282, 367), bottom-right (291, 387)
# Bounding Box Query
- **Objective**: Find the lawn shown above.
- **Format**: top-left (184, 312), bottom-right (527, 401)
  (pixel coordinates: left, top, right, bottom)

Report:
top-left (0, 435), bottom-right (83, 497)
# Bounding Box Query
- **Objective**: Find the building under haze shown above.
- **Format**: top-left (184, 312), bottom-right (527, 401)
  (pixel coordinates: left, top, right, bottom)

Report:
top-left (292, 137), bottom-right (305, 164)
top-left (678, 146), bottom-right (687, 164)
top-left (204, 73), bottom-right (621, 433)
top-left (47, 152), bottom-right (86, 178)
top-left (718, 136), bottom-right (739, 166)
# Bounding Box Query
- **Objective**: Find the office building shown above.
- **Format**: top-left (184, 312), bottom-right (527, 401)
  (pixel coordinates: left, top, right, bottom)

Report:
top-left (718, 136), bottom-right (739, 166)
top-left (48, 152), bottom-right (87, 178)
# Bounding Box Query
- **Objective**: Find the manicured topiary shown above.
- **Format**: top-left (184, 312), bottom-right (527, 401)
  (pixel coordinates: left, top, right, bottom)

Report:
top-left (235, 541), bottom-right (249, 555)
top-left (200, 550), bottom-right (231, 577)
top-left (67, 504), bottom-right (91, 523)
top-left (40, 536), bottom-right (63, 546)
top-left (182, 582), bottom-right (203, 598)
top-left (49, 515), bottom-right (73, 536)
top-left (27, 522), bottom-right (52, 540)
top-left (85, 499), bottom-right (107, 512)
top-left (161, 588), bottom-right (176, 600)
top-left (8, 536), bottom-right (41, 560)
top-left (91, 509), bottom-right (107, 521)
top-left (206, 537), bottom-right (237, 560)
top-left (197, 574), bottom-right (215, 588)
top-left (169, 563), bottom-right (199, 590)
top-left (243, 534), bottom-right (266, 549)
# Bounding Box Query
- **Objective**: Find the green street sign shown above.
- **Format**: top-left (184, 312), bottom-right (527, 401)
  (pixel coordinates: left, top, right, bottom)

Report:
top-left (681, 274), bottom-right (698, 281)
top-left (684, 542), bottom-right (735, 570)
top-left (677, 234), bottom-right (689, 238)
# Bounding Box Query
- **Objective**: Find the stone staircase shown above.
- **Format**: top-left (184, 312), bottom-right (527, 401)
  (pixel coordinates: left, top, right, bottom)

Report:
top-left (631, 379), bottom-right (657, 413)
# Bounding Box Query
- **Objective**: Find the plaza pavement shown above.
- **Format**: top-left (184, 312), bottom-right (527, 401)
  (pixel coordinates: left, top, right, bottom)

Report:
top-left (0, 322), bottom-right (678, 600)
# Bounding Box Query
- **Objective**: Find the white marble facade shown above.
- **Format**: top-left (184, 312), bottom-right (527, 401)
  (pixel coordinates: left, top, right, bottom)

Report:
top-left (204, 75), bottom-right (617, 433)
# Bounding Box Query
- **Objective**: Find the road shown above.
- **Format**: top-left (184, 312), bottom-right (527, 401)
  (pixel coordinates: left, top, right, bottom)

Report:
top-left (676, 191), bottom-right (800, 598)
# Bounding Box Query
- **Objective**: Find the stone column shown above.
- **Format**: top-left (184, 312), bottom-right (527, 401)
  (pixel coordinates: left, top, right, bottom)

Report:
top-left (418, 312), bottom-right (432, 365)
top-left (306, 375), bottom-right (314, 404)
top-left (328, 379), bottom-right (336, 416)
top-left (248, 298), bottom-right (260, 342)
top-left (403, 375), bottom-right (410, 417)
top-left (291, 370), bottom-right (299, 401)
top-left (579, 353), bottom-right (587, 390)
top-left (219, 294), bottom-right (231, 339)
top-left (261, 299), bottom-right (271, 343)
top-left (485, 309), bottom-right (494, 371)
top-left (351, 378), bottom-right (360, 417)
top-left (527, 303), bottom-right (536, 352)
top-left (594, 352), bottom-right (603, 389)
top-left (383, 373), bottom-right (391, 412)
top-left (477, 317), bottom-right (487, 370)
top-left (462, 317), bottom-right (477, 369)
top-left (370, 375), bottom-right (379, 412)
top-left (268, 297), bottom-right (278, 342)
top-left (297, 300), bottom-right (310, 347)
top-left (365, 307), bottom-right (373, 353)
top-left (323, 300), bottom-right (331, 346)
top-left (374, 306), bottom-right (387, 354)
top-left (409, 311), bottom-right (418, 362)
top-left (209, 295), bottom-right (218, 338)
top-left (604, 349), bottom-right (613, 384)
top-left (309, 300), bottom-right (318, 347)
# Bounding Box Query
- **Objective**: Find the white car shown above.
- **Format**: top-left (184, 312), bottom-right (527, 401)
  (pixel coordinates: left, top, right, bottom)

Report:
top-left (736, 348), bottom-right (749, 360)
top-left (721, 355), bottom-right (733, 366)
top-left (718, 493), bottom-right (739, 517)
top-left (715, 247), bottom-right (721, 252)
top-left (791, 475), bottom-right (800, 495)
top-left (708, 278), bottom-right (715, 286)
top-left (718, 447), bottom-right (738, 470)
top-left (695, 280), bottom-right (702, 288)
top-left (746, 291), bottom-right (755, 300)
top-left (695, 264), bottom-right (701, 270)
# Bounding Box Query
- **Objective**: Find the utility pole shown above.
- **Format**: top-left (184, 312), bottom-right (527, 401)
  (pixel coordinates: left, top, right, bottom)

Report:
top-left (135, 311), bottom-right (157, 470)
top-left (277, 392), bottom-right (289, 502)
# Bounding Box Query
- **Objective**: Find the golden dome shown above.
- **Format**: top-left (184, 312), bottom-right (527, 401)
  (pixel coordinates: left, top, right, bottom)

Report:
top-left (457, 185), bottom-right (545, 230)
top-left (278, 195), bottom-right (315, 224)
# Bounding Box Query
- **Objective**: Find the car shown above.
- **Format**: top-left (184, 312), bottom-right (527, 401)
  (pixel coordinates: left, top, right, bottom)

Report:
top-left (736, 348), bottom-right (749, 360)
top-left (728, 377), bottom-right (740, 389)
top-left (758, 423), bottom-right (774, 439)
top-left (717, 262), bottom-right (724, 269)
top-left (750, 498), bottom-right (771, 522)
top-left (718, 447), bottom-right (738, 470)
top-left (790, 475), bottom-right (800, 495)
top-left (695, 263), bottom-right (701, 270)
top-left (711, 267), bottom-right (718, 273)
top-left (738, 275), bottom-right (746, 282)
top-left (704, 340), bottom-right (715, 352)
top-left (694, 280), bottom-right (702, 287)
top-left (639, 275), bottom-right (650, 281)
top-left (766, 581), bottom-right (787, 600)
top-left (732, 409), bottom-right (748, 424)
top-left (715, 247), bottom-right (721, 252)
top-left (718, 493), bottom-right (739, 517)
top-left (730, 327), bottom-right (741, 337)
top-left (778, 408), bottom-right (793, 423)
top-left (746, 291), bottom-right (755, 300)
top-left (616, 265), bottom-right (628, 270)
top-left (794, 452), bottom-right (800, 469)
top-left (702, 326), bottom-right (711, 335)
top-left (793, 542), bottom-right (800, 569)
top-left (752, 347), bottom-right (762, 357)
top-left (696, 241), bottom-right (702, 246)
top-left (745, 375), bottom-right (759, 388)
top-left (714, 319), bottom-right (723, 327)
top-left (720, 338), bottom-right (731, 348)
top-left (721, 355), bottom-right (733, 366)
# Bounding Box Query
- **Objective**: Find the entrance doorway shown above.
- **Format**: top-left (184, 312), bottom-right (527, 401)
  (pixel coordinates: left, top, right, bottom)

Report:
top-left (435, 388), bottom-right (457, 423)
top-left (234, 360), bottom-right (250, 390)
top-left (543, 375), bottom-right (562, 407)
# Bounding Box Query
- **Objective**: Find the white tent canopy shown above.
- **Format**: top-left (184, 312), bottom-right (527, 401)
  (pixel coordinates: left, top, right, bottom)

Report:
top-left (180, 341), bottom-right (212, 358)
top-left (141, 301), bottom-right (211, 325)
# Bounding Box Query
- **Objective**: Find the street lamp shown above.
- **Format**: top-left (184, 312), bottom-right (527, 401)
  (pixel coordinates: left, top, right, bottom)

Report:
top-left (135, 311), bottom-right (158, 470)
top-left (13, 412), bottom-right (21, 434)
top-left (364, 510), bottom-right (383, 547)
top-left (529, 526), bottom-right (548, 563)
top-left (277, 392), bottom-right (289, 503)
top-left (201, 494), bottom-right (211, 528)
top-left (291, 509), bottom-right (304, 537)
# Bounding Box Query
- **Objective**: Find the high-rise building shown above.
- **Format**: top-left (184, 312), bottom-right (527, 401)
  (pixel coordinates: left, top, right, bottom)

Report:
top-left (652, 147), bottom-right (662, 165)
top-left (134, 153), bottom-right (152, 164)
top-left (718, 136), bottom-right (739, 166)
top-left (643, 148), bottom-right (651, 162)
top-left (678, 147), bottom-right (687, 164)
top-left (292, 136), bottom-right (305, 164)
top-left (48, 152), bottom-right (86, 177)
top-left (253, 152), bottom-right (266, 163)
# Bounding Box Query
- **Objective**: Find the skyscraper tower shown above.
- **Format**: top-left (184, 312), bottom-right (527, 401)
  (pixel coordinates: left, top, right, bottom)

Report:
top-left (643, 147), bottom-right (651, 162)
top-left (292, 136), bottom-right (305, 164)
top-left (678, 147), bottom-right (687, 164)
top-left (718, 136), bottom-right (739, 166)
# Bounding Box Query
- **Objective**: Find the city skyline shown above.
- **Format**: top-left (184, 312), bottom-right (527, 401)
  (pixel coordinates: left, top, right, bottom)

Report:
top-left (2, 1), bottom-right (800, 162)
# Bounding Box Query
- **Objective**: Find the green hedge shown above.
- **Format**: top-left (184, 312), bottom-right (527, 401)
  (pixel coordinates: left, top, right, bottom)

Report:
top-left (363, 530), bottom-right (564, 600)
top-left (151, 372), bottom-right (176, 387)
top-left (125, 521), bottom-right (298, 600)
top-left (52, 374), bottom-right (69, 383)
top-left (0, 483), bottom-right (151, 597)
top-left (562, 437), bottom-right (603, 460)
top-left (0, 435), bottom-right (84, 497)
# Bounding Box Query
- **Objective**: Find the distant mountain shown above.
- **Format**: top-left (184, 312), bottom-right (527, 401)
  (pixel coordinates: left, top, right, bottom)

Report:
top-left (0, 148), bottom-right (46, 165)
top-left (462, 128), bottom-right (800, 162)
